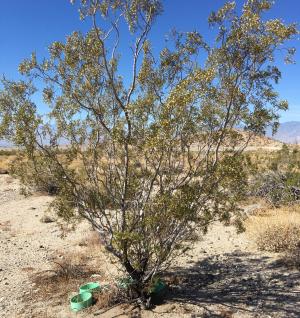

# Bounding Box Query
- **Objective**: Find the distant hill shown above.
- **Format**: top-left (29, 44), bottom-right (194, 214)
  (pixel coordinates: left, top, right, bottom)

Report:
top-left (266, 121), bottom-right (300, 144)
top-left (236, 129), bottom-right (283, 151)
top-left (2, 131), bottom-right (284, 152)
top-left (0, 126), bottom-right (289, 150)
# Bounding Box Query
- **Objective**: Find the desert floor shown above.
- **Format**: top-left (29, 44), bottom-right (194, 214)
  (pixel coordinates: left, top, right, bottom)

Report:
top-left (0, 174), bottom-right (300, 318)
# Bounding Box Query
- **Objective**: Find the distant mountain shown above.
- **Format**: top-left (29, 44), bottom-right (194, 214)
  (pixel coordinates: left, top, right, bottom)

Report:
top-left (1, 123), bottom-right (298, 147)
top-left (266, 121), bottom-right (300, 144)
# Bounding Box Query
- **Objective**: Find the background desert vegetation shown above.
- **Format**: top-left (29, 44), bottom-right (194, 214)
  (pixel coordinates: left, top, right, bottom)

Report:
top-left (0, 149), bottom-right (17, 174)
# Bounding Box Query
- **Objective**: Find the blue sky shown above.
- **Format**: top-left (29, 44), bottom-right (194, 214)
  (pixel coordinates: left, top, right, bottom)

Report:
top-left (0, 0), bottom-right (299, 122)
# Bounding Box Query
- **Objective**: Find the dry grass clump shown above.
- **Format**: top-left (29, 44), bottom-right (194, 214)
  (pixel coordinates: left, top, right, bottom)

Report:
top-left (0, 157), bottom-right (13, 173)
top-left (0, 150), bottom-right (17, 172)
top-left (26, 253), bottom-right (98, 304)
top-left (246, 205), bottom-right (300, 252)
top-left (24, 230), bottom-right (127, 315)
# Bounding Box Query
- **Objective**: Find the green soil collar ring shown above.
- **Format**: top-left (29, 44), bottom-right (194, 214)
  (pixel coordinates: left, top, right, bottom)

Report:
top-left (79, 282), bottom-right (101, 294)
top-left (70, 291), bottom-right (93, 312)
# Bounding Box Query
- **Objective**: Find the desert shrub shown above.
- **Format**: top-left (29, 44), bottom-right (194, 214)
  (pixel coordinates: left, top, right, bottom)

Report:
top-left (0, 0), bottom-right (297, 303)
top-left (10, 155), bottom-right (60, 195)
top-left (246, 207), bottom-right (300, 252)
top-left (249, 171), bottom-right (300, 206)
top-left (249, 144), bottom-right (300, 206)
top-left (269, 144), bottom-right (300, 172)
top-left (285, 171), bottom-right (300, 187)
top-left (30, 179), bottom-right (60, 195)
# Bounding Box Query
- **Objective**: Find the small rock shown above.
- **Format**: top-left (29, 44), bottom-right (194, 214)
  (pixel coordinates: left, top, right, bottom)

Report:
top-left (40, 215), bottom-right (55, 223)
top-left (39, 245), bottom-right (44, 249)
top-left (90, 274), bottom-right (101, 278)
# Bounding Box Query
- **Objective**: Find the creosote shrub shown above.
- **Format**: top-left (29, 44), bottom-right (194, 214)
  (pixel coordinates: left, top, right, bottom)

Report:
top-left (0, 0), bottom-right (298, 301)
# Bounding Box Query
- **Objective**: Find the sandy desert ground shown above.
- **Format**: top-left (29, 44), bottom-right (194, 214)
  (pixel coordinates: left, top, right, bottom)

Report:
top-left (1, 174), bottom-right (300, 318)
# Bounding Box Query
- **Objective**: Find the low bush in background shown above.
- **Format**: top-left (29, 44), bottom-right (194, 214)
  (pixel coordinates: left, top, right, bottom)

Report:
top-left (246, 145), bottom-right (300, 206)
top-left (0, 149), bottom-right (17, 174)
top-left (248, 171), bottom-right (300, 206)
top-left (246, 206), bottom-right (300, 253)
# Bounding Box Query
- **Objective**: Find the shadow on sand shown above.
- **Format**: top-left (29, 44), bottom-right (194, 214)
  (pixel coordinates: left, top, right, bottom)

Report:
top-left (164, 251), bottom-right (300, 317)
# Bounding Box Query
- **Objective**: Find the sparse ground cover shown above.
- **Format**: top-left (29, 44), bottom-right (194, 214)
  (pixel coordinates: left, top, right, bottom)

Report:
top-left (1, 172), bottom-right (300, 317)
top-left (1, 144), bottom-right (300, 317)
